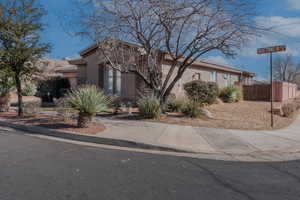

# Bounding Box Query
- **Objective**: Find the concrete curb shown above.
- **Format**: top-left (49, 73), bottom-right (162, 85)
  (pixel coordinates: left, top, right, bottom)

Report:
top-left (0, 120), bottom-right (193, 154)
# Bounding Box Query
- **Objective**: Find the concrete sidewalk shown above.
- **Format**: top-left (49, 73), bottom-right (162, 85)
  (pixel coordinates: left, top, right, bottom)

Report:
top-left (95, 115), bottom-right (300, 158)
top-left (2, 109), bottom-right (300, 161)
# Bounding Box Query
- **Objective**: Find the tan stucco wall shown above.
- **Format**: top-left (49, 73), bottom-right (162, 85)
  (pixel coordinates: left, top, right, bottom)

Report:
top-left (77, 65), bottom-right (87, 83)
top-left (216, 71), bottom-right (240, 88)
top-left (83, 52), bottom-right (102, 85)
top-left (161, 61), bottom-right (241, 98)
top-left (78, 52), bottom-right (243, 101)
top-left (79, 52), bottom-right (137, 102)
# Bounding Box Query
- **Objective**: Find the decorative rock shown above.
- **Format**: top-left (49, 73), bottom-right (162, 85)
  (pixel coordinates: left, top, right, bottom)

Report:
top-left (214, 98), bottom-right (224, 105)
top-left (10, 95), bottom-right (41, 107)
top-left (200, 108), bottom-right (214, 119)
top-left (272, 107), bottom-right (283, 116)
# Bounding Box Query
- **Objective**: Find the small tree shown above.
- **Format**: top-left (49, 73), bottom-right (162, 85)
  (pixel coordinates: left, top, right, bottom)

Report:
top-left (0, 0), bottom-right (50, 116)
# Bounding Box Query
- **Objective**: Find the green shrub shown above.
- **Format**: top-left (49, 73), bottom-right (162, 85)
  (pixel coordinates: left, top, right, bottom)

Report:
top-left (22, 82), bottom-right (37, 96)
top-left (219, 86), bottom-right (242, 103)
top-left (166, 97), bottom-right (186, 112)
top-left (37, 77), bottom-right (71, 102)
top-left (138, 95), bottom-right (161, 119)
top-left (181, 101), bottom-right (203, 118)
top-left (183, 81), bottom-right (219, 105)
top-left (108, 95), bottom-right (124, 114)
top-left (67, 85), bottom-right (110, 127)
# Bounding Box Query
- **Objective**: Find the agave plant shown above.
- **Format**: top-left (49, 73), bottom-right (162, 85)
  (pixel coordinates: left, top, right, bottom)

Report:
top-left (67, 85), bottom-right (110, 128)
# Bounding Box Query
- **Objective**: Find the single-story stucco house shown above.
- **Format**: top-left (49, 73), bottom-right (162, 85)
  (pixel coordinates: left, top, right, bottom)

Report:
top-left (69, 40), bottom-right (255, 102)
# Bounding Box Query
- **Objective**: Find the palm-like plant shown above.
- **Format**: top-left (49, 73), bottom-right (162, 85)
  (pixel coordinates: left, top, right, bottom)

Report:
top-left (67, 85), bottom-right (109, 128)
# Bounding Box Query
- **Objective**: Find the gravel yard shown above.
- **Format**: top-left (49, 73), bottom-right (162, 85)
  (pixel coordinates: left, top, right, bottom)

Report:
top-left (0, 112), bottom-right (105, 134)
top-left (99, 100), bottom-right (299, 130)
top-left (194, 101), bottom-right (295, 130)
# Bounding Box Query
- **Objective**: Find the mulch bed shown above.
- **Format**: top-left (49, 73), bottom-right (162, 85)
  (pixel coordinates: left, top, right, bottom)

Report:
top-left (0, 112), bottom-right (105, 135)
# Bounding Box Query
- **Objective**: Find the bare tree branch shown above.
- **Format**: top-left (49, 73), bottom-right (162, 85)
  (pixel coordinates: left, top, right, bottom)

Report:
top-left (71, 0), bottom-right (263, 103)
top-left (273, 54), bottom-right (300, 85)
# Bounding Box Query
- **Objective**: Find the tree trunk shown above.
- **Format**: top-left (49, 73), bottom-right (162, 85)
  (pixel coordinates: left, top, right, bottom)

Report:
top-left (15, 75), bottom-right (23, 117)
top-left (77, 113), bottom-right (92, 128)
top-left (161, 78), bottom-right (179, 105)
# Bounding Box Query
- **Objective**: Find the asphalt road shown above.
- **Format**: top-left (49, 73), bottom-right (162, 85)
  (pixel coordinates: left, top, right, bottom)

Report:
top-left (1, 128), bottom-right (300, 200)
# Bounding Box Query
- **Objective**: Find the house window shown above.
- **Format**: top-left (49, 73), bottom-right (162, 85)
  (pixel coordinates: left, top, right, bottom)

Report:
top-left (229, 74), bottom-right (233, 85)
top-left (192, 73), bottom-right (201, 81)
top-left (224, 73), bottom-right (232, 86)
top-left (223, 74), bottom-right (228, 79)
top-left (105, 67), bottom-right (122, 96)
top-left (107, 68), bottom-right (114, 94)
top-left (224, 74), bottom-right (229, 87)
top-left (115, 70), bottom-right (122, 96)
top-left (210, 71), bottom-right (217, 82)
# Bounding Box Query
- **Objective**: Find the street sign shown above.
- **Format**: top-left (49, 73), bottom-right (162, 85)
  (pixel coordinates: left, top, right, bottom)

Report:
top-left (257, 45), bottom-right (286, 128)
top-left (257, 45), bottom-right (286, 54)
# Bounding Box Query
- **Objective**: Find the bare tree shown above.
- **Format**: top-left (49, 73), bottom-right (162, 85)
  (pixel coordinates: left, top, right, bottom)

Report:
top-left (72, 0), bottom-right (261, 103)
top-left (273, 55), bottom-right (300, 85)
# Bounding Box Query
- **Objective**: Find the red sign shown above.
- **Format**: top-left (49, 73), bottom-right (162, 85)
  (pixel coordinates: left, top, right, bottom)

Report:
top-left (257, 45), bottom-right (286, 54)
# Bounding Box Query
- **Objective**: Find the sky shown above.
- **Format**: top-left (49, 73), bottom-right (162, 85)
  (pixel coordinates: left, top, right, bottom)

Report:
top-left (39, 0), bottom-right (300, 80)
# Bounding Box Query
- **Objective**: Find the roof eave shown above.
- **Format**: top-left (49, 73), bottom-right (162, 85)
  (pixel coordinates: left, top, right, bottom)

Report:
top-left (68, 59), bottom-right (87, 65)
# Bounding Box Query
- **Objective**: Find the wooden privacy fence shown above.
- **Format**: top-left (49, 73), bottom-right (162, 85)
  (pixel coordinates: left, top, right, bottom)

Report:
top-left (243, 81), bottom-right (298, 102)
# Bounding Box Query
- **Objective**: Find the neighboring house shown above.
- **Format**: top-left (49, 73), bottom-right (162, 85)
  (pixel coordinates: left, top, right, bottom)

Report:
top-left (37, 58), bottom-right (78, 88)
top-left (69, 40), bottom-right (254, 102)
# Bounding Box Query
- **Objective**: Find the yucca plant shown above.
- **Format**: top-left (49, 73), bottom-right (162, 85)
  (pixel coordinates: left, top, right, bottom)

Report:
top-left (67, 85), bottom-right (110, 128)
top-left (138, 95), bottom-right (161, 119)
top-left (181, 101), bottom-right (203, 118)
top-left (166, 97), bottom-right (186, 113)
top-left (219, 85), bottom-right (242, 103)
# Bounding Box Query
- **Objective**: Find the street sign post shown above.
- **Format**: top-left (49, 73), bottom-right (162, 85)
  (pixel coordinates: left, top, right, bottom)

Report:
top-left (257, 45), bottom-right (286, 128)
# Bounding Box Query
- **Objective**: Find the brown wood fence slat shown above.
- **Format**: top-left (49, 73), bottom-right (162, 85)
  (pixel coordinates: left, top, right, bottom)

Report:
top-left (243, 84), bottom-right (270, 101)
top-left (243, 82), bottom-right (298, 102)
